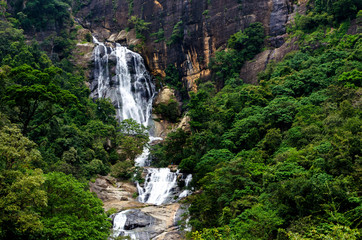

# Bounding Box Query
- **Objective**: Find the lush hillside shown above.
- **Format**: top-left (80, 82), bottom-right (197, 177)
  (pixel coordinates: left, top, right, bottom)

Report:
top-left (152, 2), bottom-right (362, 239)
top-left (0, 0), bottom-right (361, 239)
top-left (0, 1), bottom-right (148, 238)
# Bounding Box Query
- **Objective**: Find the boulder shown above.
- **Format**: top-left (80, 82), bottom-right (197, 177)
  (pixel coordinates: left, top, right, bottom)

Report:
top-left (116, 30), bottom-right (128, 42)
top-left (124, 210), bottom-right (155, 230)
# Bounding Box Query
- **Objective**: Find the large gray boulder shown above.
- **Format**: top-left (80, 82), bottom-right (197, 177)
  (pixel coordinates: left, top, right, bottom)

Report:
top-left (124, 210), bottom-right (155, 230)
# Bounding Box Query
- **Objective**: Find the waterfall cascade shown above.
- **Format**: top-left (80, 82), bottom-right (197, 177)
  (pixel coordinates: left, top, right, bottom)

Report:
top-left (91, 37), bottom-right (154, 128)
top-left (137, 168), bottom-right (180, 205)
top-left (112, 210), bottom-right (136, 239)
top-left (92, 38), bottom-right (192, 239)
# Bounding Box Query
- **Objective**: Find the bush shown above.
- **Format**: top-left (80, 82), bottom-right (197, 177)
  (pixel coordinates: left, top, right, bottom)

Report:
top-left (154, 98), bottom-right (180, 122)
top-left (167, 20), bottom-right (184, 45)
top-left (110, 160), bottom-right (134, 180)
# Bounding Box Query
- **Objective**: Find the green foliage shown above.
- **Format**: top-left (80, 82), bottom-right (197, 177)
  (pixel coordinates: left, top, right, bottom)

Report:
top-left (0, 0), bottom-right (361, 238)
top-left (162, 64), bottom-right (189, 100)
top-left (228, 22), bottom-right (265, 55)
top-left (151, 28), bottom-right (165, 43)
top-left (0, 1), bottom-right (7, 18)
top-left (116, 119), bottom-right (149, 163)
top-left (194, 149), bottom-right (234, 180)
top-left (0, 19), bottom-right (149, 182)
top-left (40, 172), bottom-right (111, 239)
top-left (0, 21), bottom-right (24, 62)
top-left (110, 160), bottom-right (134, 179)
top-left (156, 15), bottom-right (361, 239)
top-left (0, 122), bottom-right (47, 238)
top-left (0, 6), bottom-right (155, 240)
top-left (294, 12), bottom-right (334, 32)
top-left (0, 168), bottom-right (46, 238)
top-left (202, 10), bottom-right (209, 16)
top-left (13, 0), bottom-right (72, 31)
top-left (154, 98), bottom-right (181, 123)
top-left (0, 124), bottom-right (43, 170)
top-left (167, 20), bottom-right (184, 45)
top-left (151, 128), bottom-right (190, 167)
top-left (126, 0), bottom-right (134, 16)
top-left (164, 64), bottom-right (182, 89)
top-left (313, 0), bottom-right (362, 22)
top-left (0, 120), bottom-right (111, 239)
top-left (129, 15), bottom-right (151, 40)
top-left (210, 22), bottom-right (265, 84)
top-left (338, 69), bottom-right (362, 88)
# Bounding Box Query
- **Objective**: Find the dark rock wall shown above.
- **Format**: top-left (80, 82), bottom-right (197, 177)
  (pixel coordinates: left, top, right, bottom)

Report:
top-left (76, 0), bottom-right (293, 89)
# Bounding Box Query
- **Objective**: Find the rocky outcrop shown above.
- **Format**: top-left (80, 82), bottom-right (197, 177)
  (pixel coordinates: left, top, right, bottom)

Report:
top-left (239, 0), bottom-right (309, 84)
top-left (240, 37), bottom-right (299, 84)
top-left (153, 87), bottom-right (185, 137)
top-left (124, 209), bottom-right (155, 230)
top-left (89, 175), bottom-right (144, 211)
top-left (75, 0), bottom-right (294, 90)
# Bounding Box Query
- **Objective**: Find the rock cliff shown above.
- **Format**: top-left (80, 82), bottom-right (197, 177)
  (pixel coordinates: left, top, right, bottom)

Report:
top-left (75, 0), bottom-right (294, 89)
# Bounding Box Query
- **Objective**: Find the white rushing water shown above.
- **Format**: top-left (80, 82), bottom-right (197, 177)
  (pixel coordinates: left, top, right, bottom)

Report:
top-left (137, 168), bottom-right (180, 205)
top-left (92, 37), bottom-right (155, 127)
top-left (92, 37), bottom-right (192, 238)
top-left (112, 210), bottom-right (136, 239)
top-left (179, 174), bottom-right (193, 199)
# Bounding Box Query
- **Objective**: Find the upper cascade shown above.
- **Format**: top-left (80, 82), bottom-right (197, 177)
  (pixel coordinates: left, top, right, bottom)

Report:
top-left (91, 37), bottom-right (155, 128)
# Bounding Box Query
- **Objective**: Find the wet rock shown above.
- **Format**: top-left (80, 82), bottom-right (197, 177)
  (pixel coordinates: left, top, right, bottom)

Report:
top-left (108, 54), bottom-right (117, 64)
top-left (110, 75), bottom-right (118, 86)
top-left (124, 210), bottom-right (155, 230)
top-left (126, 52), bottom-right (136, 74)
top-left (108, 33), bottom-right (118, 42)
top-left (154, 231), bottom-right (182, 240)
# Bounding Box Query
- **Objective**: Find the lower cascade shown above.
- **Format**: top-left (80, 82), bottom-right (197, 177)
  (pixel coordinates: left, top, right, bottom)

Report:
top-left (137, 168), bottom-right (179, 205)
top-left (91, 38), bottom-right (192, 239)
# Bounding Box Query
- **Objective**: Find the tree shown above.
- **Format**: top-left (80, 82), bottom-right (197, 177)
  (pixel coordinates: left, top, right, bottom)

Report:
top-left (3, 65), bottom-right (78, 135)
top-left (0, 169), bottom-right (47, 239)
top-left (195, 149), bottom-right (234, 180)
top-left (0, 123), bottom-right (47, 239)
top-left (39, 172), bottom-right (111, 240)
top-left (15, 0), bottom-right (72, 31)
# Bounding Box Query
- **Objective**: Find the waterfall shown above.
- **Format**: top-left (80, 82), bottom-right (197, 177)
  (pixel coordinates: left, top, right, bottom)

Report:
top-left (137, 168), bottom-right (179, 205)
top-left (178, 174), bottom-right (193, 199)
top-left (112, 210), bottom-right (136, 239)
top-left (92, 37), bottom-right (192, 238)
top-left (91, 37), bottom-right (155, 128)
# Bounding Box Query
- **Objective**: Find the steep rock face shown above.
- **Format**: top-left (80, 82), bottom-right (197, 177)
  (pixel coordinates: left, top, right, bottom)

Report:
top-left (76, 0), bottom-right (293, 89)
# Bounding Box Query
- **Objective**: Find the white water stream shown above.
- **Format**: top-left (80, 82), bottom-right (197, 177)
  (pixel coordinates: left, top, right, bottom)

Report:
top-left (92, 38), bottom-right (192, 239)
top-left (137, 168), bottom-right (179, 205)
